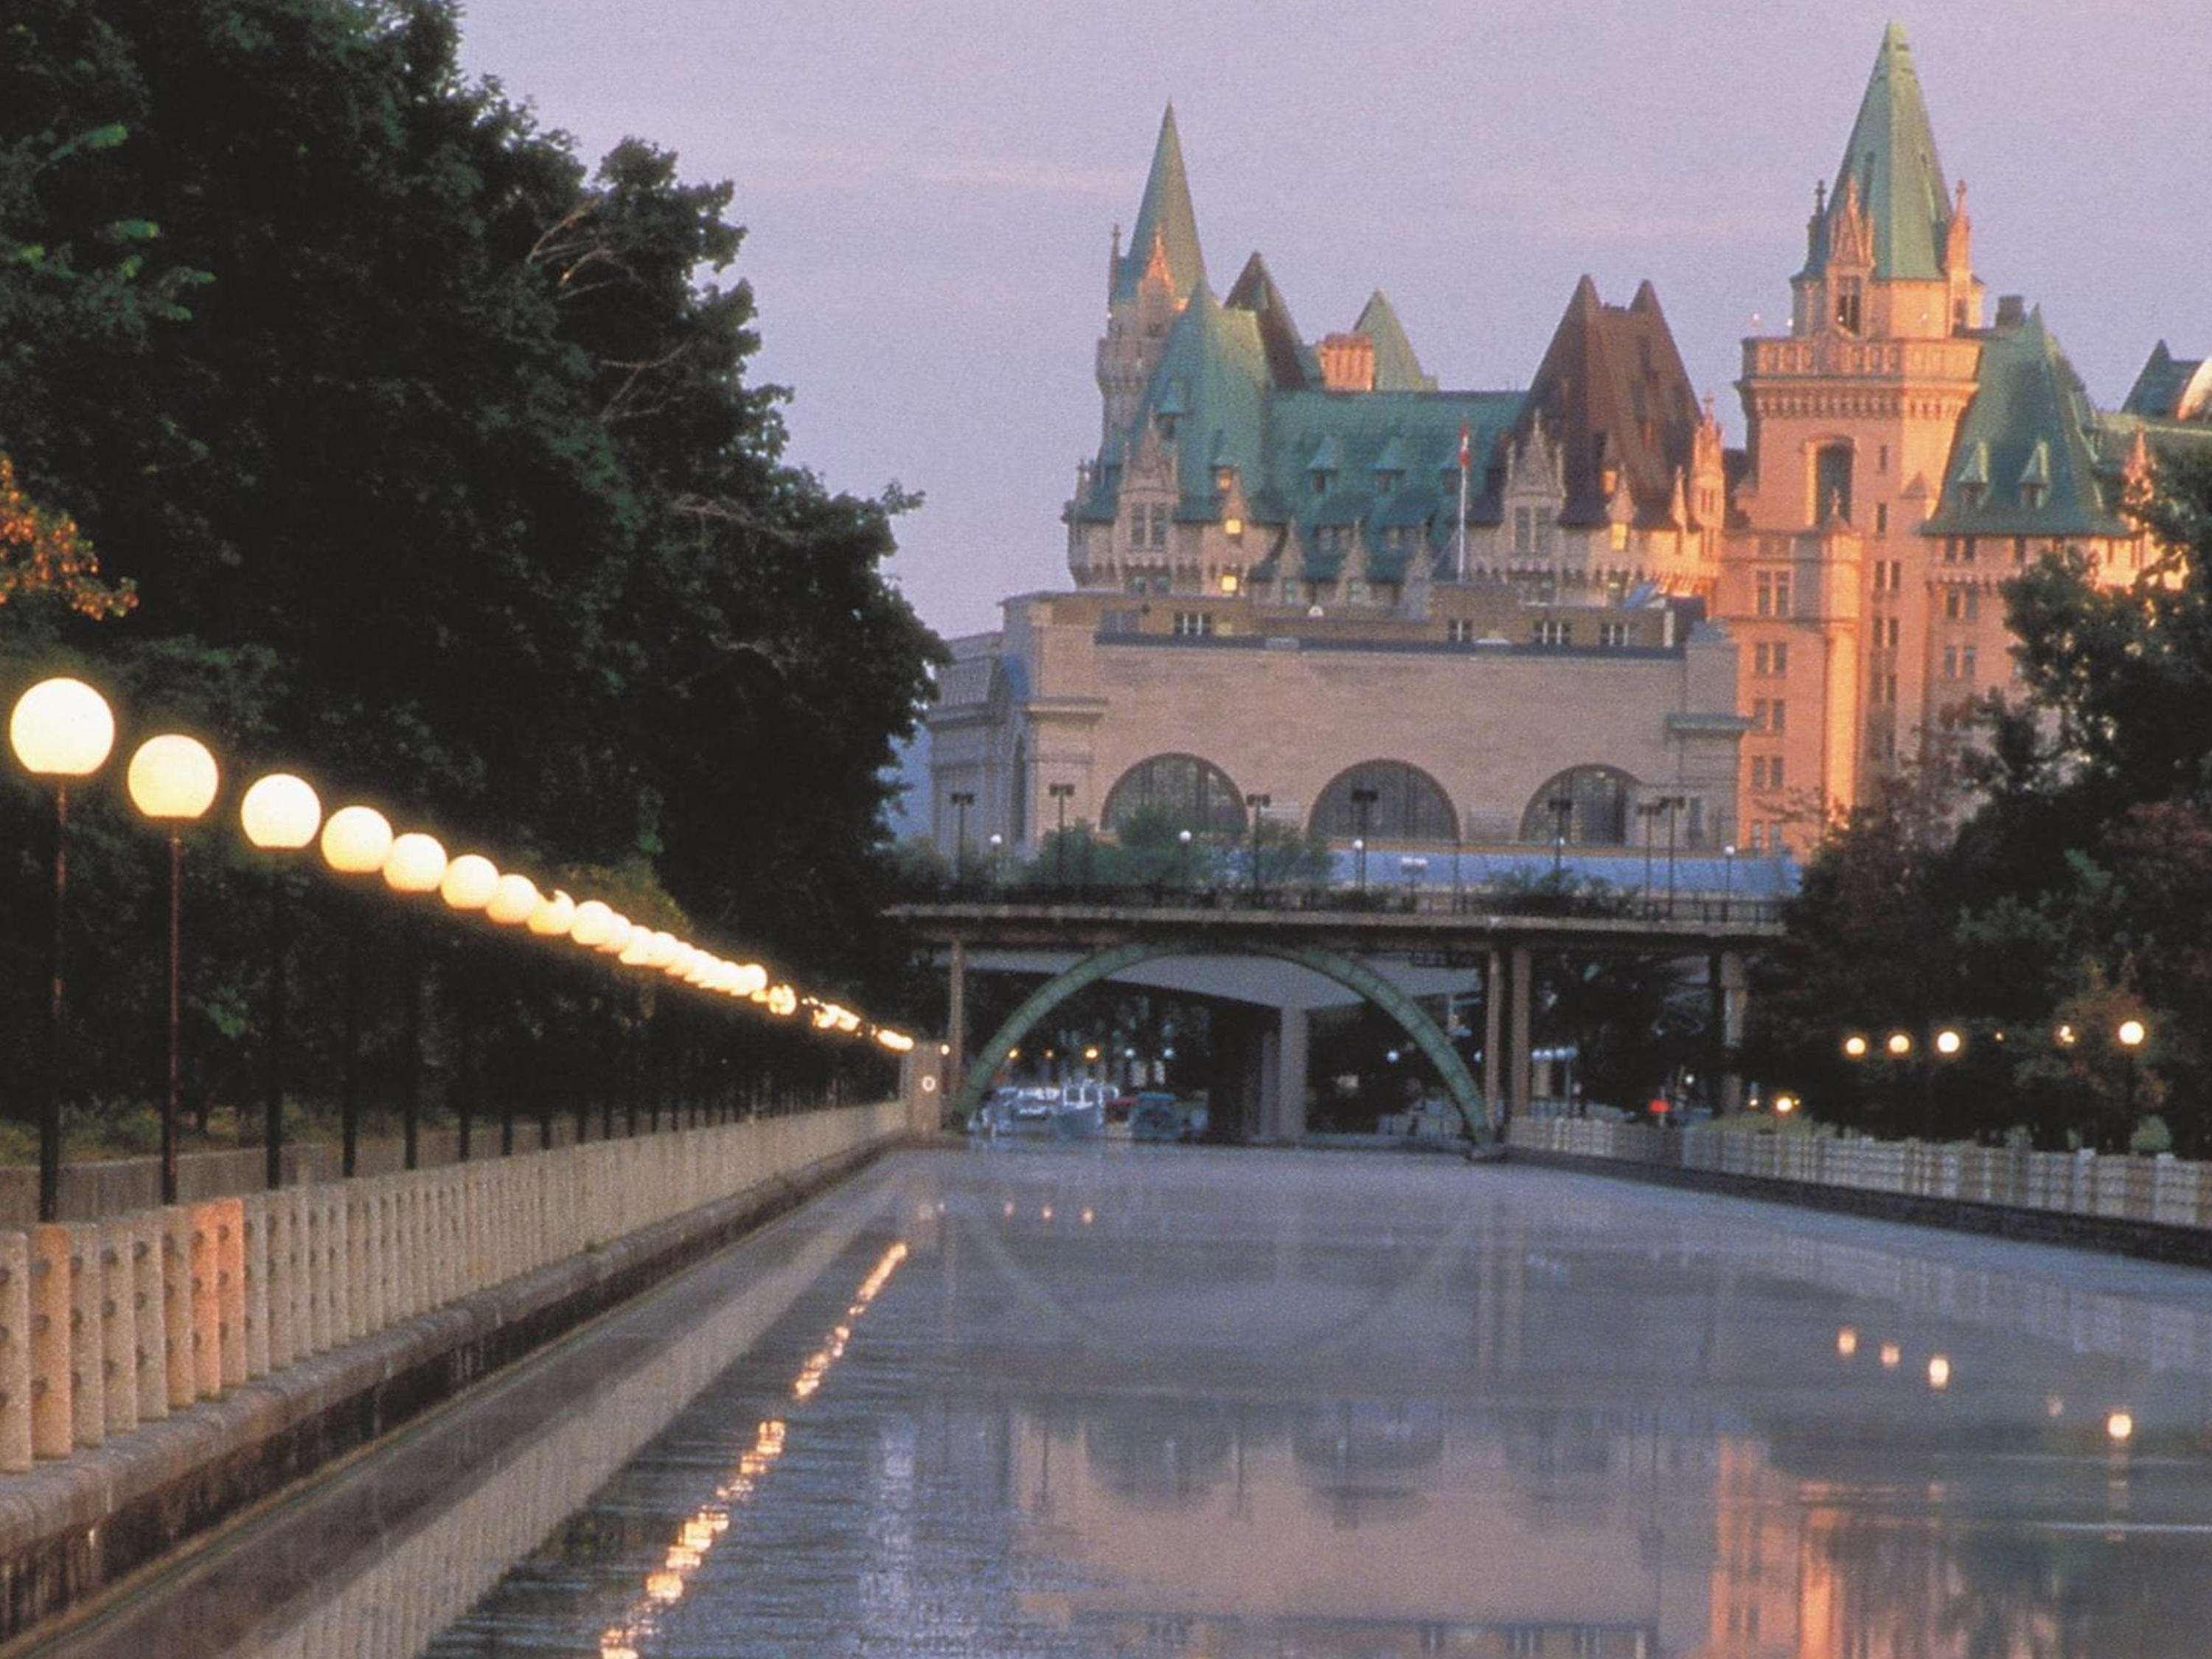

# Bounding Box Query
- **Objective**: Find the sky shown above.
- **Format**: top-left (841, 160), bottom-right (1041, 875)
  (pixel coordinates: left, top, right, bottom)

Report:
top-left (453, 0), bottom-right (2211, 644)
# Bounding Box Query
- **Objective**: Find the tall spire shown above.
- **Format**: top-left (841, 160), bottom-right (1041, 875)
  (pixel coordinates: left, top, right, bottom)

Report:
top-left (1112, 104), bottom-right (1206, 305)
top-left (1809, 23), bottom-right (1953, 281)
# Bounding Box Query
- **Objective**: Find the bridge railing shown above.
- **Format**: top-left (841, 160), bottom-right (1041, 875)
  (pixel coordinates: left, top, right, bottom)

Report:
top-left (1509, 1116), bottom-right (2212, 1230)
top-left (0, 1099), bottom-right (906, 1473)
top-left (913, 880), bottom-right (1785, 926)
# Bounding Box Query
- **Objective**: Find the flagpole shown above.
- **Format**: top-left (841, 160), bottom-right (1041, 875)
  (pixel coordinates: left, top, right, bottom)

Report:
top-left (1455, 422), bottom-right (1470, 580)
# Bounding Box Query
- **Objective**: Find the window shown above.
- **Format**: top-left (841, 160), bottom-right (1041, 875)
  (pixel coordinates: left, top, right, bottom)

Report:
top-left (1598, 621), bottom-right (1629, 648)
top-left (1534, 619), bottom-right (1571, 647)
top-left (1878, 444), bottom-right (1890, 474)
top-left (1171, 611), bottom-right (1214, 638)
top-left (1446, 618), bottom-right (1475, 643)
top-left (1770, 699), bottom-right (1787, 734)
top-left (1513, 507), bottom-right (1534, 555)
top-left (1834, 278), bottom-right (1862, 335)
top-left (1754, 641), bottom-right (1789, 676)
top-left (1962, 644), bottom-right (1978, 681)
top-left (1312, 759), bottom-right (1461, 841)
top-left (2013, 536), bottom-right (2029, 566)
top-left (1752, 755), bottom-right (1786, 793)
top-left (1814, 442), bottom-right (1853, 524)
top-left (1875, 501), bottom-right (1889, 535)
top-left (1752, 698), bottom-right (1770, 731)
top-left (1880, 616), bottom-right (1901, 649)
top-left (1102, 753), bottom-right (1247, 836)
top-left (1148, 503), bottom-right (1169, 549)
top-left (1755, 570), bottom-right (1793, 618)
top-left (1961, 537), bottom-right (1978, 564)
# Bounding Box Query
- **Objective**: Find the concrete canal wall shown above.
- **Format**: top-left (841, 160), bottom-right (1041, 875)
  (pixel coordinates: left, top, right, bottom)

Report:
top-left (0, 1102), bottom-right (910, 1643)
top-left (1509, 1116), bottom-right (2212, 1268)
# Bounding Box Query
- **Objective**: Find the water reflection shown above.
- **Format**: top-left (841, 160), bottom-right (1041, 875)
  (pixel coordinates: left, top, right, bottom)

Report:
top-left (77, 1150), bottom-right (2212, 1656)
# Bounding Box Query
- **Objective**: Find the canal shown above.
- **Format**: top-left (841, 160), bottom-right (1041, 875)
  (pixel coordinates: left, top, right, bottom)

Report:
top-left (32, 1145), bottom-right (2212, 1656)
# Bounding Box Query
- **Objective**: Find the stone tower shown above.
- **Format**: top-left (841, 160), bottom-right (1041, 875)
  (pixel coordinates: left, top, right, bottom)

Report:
top-left (1724, 22), bottom-right (1988, 848)
top-left (1096, 105), bottom-right (1206, 450)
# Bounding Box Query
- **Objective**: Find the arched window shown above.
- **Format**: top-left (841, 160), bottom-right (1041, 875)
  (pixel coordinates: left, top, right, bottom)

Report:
top-left (1812, 441), bottom-right (1854, 526)
top-left (1310, 761), bottom-right (1458, 843)
top-left (1101, 754), bottom-right (1247, 837)
top-left (1520, 765), bottom-right (1637, 846)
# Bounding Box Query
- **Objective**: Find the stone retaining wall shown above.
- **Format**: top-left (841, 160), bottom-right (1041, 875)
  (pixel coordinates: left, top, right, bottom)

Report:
top-left (0, 1103), bottom-right (906, 1642)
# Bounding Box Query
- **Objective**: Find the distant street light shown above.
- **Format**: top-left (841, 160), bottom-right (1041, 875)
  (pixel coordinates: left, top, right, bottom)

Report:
top-left (1548, 793), bottom-right (1573, 880)
top-left (1351, 787), bottom-right (1379, 894)
top-left (128, 734), bottom-right (221, 1205)
top-left (949, 790), bottom-right (976, 887)
top-left (2118, 1017), bottom-right (2148, 1125)
top-left (1245, 793), bottom-right (1270, 900)
top-left (1722, 843), bottom-right (1737, 919)
top-left (240, 772), bottom-right (322, 1190)
top-left (1399, 854), bottom-right (1428, 907)
top-left (1048, 782), bottom-right (1075, 885)
top-left (1843, 1034), bottom-right (1868, 1060)
top-left (321, 804), bottom-right (394, 1177)
top-left (9, 676), bottom-right (114, 1222)
top-left (380, 832), bottom-right (449, 1158)
top-left (1177, 827), bottom-right (1194, 889)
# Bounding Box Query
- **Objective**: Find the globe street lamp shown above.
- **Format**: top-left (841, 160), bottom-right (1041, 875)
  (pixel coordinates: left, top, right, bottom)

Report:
top-left (126, 734), bottom-right (220, 1205)
top-left (1547, 793), bottom-right (1573, 880)
top-left (1350, 787), bottom-right (1380, 894)
top-left (240, 772), bottom-right (322, 1190)
top-left (2118, 1018), bottom-right (2147, 1127)
top-left (440, 853), bottom-right (501, 1158)
top-left (320, 805), bottom-right (394, 1177)
top-left (9, 676), bottom-right (114, 1221)
top-left (382, 832), bottom-right (447, 1167)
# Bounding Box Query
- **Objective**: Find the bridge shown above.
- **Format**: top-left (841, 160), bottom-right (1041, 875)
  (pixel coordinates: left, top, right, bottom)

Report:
top-left (892, 892), bottom-right (1787, 1141)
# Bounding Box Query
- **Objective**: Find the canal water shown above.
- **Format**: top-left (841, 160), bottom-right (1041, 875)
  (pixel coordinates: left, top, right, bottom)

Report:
top-left (41, 1146), bottom-right (2212, 1657)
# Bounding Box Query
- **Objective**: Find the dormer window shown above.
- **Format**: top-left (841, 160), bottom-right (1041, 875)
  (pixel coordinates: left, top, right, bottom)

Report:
top-left (1311, 470), bottom-right (1333, 497)
top-left (2022, 481), bottom-right (2045, 510)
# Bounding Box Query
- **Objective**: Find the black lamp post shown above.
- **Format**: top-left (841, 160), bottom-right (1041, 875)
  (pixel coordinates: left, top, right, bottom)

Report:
top-left (1637, 799), bottom-right (1666, 911)
top-left (240, 772), bottom-right (324, 1192)
top-left (1662, 795), bottom-right (1686, 916)
top-left (1048, 782), bottom-right (1075, 886)
top-left (1548, 793), bottom-right (1573, 880)
top-left (949, 790), bottom-right (975, 888)
top-left (8, 676), bottom-right (115, 1223)
top-left (1245, 792), bottom-right (1270, 900)
top-left (1352, 787), bottom-right (1379, 894)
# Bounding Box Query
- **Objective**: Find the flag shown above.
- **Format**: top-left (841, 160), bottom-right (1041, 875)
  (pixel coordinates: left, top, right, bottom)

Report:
top-left (1457, 423), bottom-right (1471, 470)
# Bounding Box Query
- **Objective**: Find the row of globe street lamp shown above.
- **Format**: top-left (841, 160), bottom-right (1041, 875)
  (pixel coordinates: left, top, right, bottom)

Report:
top-left (1835, 1019), bottom-right (2149, 1138)
top-left (8, 675), bottom-right (913, 1222)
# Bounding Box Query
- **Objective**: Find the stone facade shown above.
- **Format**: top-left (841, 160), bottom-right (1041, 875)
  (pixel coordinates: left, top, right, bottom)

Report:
top-left (931, 28), bottom-right (2211, 860)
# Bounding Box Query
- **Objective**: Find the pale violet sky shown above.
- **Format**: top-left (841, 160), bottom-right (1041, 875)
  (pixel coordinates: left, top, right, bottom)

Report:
top-left (455, 0), bottom-right (2211, 642)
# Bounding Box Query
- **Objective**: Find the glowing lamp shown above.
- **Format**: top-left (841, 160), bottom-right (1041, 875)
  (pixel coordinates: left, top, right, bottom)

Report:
top-left (2118, 1018), bottom-right (2147, 1048)
top-left (441, 853), bottom-right (499, 911)
top-left (1842, 1034), bottom-right (1868, 1060)
top-left (664, 944), bottom-right (700, 979)
top-left (600, 916), bottom-right (635, 955)
top-left (644, 931), bottom-right (681, 970)
top-left (9, 677), bottom-right (114, 778)
top-left (320, 805), bottom-right (394, 874)
top-left (734, 963), bottom-right (768, 998)
top-left (126, 734), bottom-right (220, 821)
top-left (383, 832), bottom-right (448, 894)
top-left (527, 888), bottom-right (577, 936)
top-left (569, 899), bottom-right (616, 948)
top-left (768, 984), bottom-right (798, 1017)
top-left (1885, 1032), bottom-right (1912, 1058)
top-left (240, 773), bottom-right (322, 850)
top-left (486, 873), bottom-right (540, 925)
top-left (619, 930), bottom-right (655, 967)
top-left (1934, 1028), bottom-right (1964, 1057)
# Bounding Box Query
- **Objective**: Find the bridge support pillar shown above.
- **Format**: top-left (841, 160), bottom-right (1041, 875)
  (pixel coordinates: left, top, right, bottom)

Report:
top-left (1714, 949), bottom-right (1748, 1115)
top-left (1508, 946), bottom-right (1533, 1126)
top-left (1483, 949), bottom-right (1503, 1124)
top-left (946, 938), bottom-right (968, 1119)
top-left (1256, 1004), bottom-right (1308, 1141)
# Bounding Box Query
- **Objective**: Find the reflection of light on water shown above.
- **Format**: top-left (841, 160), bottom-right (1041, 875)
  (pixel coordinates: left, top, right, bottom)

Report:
top-left (1836, 1326), bottom-right (1857, 1357)
top-left (597, 1240), bottom-right (909, 1658)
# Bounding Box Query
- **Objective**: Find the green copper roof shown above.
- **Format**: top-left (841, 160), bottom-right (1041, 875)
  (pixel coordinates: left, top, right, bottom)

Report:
top-left (1223, 252), bottom-right (1318, 389)
top-left (1354, 291), bottom-right (1436, 392)
top-left (1922, 309), bottom-right (2129, 538)
top-left (1804, 23), bottom-right (1953, 282)
top-left (1113, 105), bottom-right (1206, 305)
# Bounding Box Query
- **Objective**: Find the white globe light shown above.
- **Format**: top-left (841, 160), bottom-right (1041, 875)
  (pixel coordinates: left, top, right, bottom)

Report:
top-left (383, 832), bottom-right (448, 894)
top-left (9, 677), bottom-right (114, 778)
top-left (486, 872), bottom-right (540, 925)
top-left (600, 916), bottom-right (635, 955)
top-left (526, 888), bottom-right (576, 936)
top-left (126, 734), bottom-right (220, 822)
top-left (320, 804), bottom-right (394, 874)
top-left (644, 931), bottom-right (681, 970)
top-left (569, 899), bottom-right (615, 948)
top-left (240, 773), bottom-right (322, 850)
top-left (619, 929), bottom-right (656, 967)
top-left (733, 963), bottom-right (768, 998)
top-left (441, 853), bottom-right (499, 911)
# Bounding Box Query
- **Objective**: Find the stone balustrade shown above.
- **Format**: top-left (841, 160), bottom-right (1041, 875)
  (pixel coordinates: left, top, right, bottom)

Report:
top-left (0, 1102), bottom-right (906, 1475)
top-left (1508, 1116), bottom-right (2212, 1230)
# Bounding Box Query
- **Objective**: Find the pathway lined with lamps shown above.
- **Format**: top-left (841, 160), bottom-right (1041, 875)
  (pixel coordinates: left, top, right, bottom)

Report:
top-left (7, 673), bottom-right (918, 1225)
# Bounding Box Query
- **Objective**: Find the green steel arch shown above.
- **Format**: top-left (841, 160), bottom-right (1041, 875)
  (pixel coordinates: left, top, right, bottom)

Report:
top-left (956, 941), bottom-right (1492, 1143)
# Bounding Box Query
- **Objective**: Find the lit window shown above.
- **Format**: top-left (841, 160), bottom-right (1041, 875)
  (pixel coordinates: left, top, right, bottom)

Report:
top-left (1219, 571), bottom-right (1239, 595)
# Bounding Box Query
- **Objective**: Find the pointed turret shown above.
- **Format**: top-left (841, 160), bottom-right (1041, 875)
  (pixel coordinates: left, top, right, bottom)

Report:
top-left (1112, 105), bottom-right (1206, 305)
top-left (1353, 291), bottom-right (1437, 392)
top-left (1805, 23), bottom-right (1954, 282)
top-left (1224, 252), bottom-right (1316, 389)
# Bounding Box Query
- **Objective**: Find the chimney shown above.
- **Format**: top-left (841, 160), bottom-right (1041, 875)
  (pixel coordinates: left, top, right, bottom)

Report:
top-left (1318, 332), bottom-right (1376, 393)
top-left (1994, 294), bottom-right (2026, 330)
